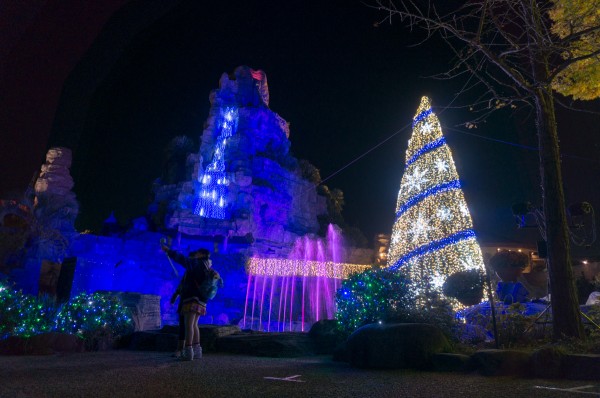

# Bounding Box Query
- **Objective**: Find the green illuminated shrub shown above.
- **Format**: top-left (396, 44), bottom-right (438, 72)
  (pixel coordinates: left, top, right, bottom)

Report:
top-left (55, 292), bottom-right (133, 349)
top-left (0, 281), bottom-right (56, 338)
top-left (336, 268), bottom-right (459, 341)
top-left (335, 268), bottom-right (414, 334)
top-left (0, 281), bottom-right (133, 350)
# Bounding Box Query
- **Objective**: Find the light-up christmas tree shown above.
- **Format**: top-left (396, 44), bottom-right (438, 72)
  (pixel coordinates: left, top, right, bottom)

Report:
top-left (387, 96), bottom-right (486, 305)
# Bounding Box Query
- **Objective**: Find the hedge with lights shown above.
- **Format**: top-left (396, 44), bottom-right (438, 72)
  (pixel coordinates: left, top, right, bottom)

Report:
top-left (0, 281), bottom-right (56, 339)
top-left (335, 268), bottom-right (458, 338)
top-left (335, 268), bottom-right (415, 334)
top-left (54, 292), bottom-right (133, 342)
top-left (0, 280), bottom-right (133, 345)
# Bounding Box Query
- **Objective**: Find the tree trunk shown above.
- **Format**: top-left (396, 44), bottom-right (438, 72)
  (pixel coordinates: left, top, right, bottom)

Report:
top-left (535, 89), bottom-right (584, 339)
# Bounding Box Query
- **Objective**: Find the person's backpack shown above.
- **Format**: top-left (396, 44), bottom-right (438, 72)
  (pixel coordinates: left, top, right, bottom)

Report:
top-left (197, 267), bottom-right (223, 302)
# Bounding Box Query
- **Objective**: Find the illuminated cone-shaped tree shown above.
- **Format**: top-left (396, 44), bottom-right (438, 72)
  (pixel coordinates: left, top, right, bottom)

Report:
top-left (387, 96), bottom-right (486, 307)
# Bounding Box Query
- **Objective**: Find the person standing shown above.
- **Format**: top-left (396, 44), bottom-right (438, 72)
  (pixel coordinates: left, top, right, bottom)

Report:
top-left (161, 246), bottom-right (210, 361)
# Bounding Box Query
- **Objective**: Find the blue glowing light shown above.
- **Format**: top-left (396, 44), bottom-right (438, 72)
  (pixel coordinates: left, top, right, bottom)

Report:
top-left (406, 137), bottom-right (446, 167)
top-left (412, 108), bottom-right (432, 127)
top-left (388, 230), bottom-right (477, 270)
top-left (194, 107), bottom-right (239, 219)
top-left (395, 179), bottom-right (461, 219)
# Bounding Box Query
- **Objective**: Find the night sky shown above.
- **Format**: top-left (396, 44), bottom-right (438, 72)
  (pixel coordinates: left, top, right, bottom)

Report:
top-left (2, 1), bottom-right (600, 254)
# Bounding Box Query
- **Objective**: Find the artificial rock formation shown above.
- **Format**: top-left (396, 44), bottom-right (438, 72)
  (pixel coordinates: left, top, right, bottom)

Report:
top-left (34, 148), bottom-right (76, 197)
top-left (33, 147), bottom-right (79, 238)
top-left (154, 66), bottom-right (327, 257)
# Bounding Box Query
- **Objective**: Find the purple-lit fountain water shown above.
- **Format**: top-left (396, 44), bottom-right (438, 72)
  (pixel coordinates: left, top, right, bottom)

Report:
top-left (243, 224), bottom-right (368, 332)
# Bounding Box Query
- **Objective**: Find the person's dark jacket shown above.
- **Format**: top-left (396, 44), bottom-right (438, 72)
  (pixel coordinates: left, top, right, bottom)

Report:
top-left (165, 249), bottom-right (209, 303)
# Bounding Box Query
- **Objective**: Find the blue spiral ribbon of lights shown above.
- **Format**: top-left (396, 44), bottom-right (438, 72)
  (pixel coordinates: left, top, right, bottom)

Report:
top-left (412, 108), bottom-right (432, 127)
top-left (388, 229), bottom-right (477, 271)
top-left (395, 179), bottom-right (461, 219)
top-left (406, 137), bottom-right (446, 167)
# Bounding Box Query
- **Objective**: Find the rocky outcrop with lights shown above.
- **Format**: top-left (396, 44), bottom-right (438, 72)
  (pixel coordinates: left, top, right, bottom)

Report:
top-left (153, 66), bottom-right (327, 257)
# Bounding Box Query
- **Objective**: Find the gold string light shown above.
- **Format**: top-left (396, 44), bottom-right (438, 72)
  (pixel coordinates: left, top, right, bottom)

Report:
top-left (247, 257), bottom-right (371, 279)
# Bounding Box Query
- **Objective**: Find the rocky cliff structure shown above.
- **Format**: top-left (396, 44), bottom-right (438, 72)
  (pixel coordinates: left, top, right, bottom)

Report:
top-left (49, 67), bottom-right (368, 328)
top-left (33, 147), bottom-right (79, 240)
top-left (1, 147), bottom-right (79, 295)
top-left (151, 66), bottom-right (327, 257)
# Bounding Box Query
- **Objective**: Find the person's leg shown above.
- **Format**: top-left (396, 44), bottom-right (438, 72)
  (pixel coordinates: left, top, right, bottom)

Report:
top-left (182, 311), bottom-right (195, 361)
top-left (192, 312), bottom-right (200, 345)
top-left (179, 313), bottom-right (185, 345)
top-left (192, 312), bottom-right (202, 359)
top-left (173, 313), bottom-right (185, 358)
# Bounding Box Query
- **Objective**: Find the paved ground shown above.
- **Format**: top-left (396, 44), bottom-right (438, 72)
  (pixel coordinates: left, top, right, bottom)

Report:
top-left (1, 351), bottom-right (599, 398)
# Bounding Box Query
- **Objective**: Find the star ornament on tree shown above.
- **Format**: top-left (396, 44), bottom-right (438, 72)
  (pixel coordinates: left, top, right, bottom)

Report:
top-left (403, 166), bottom-right (429, 193)
top-left (435, 159), bottom-right (448, 173)
top-left (430, 271), bottom-right (446, 290)
top-left (437, 207), bottom-right (452, 221)
top-left (460, 256), bottom-right (480, 270)
top-left (420, 121), bottom-right (434, 134)
top-left (409, 212), bottom-right (432, 242)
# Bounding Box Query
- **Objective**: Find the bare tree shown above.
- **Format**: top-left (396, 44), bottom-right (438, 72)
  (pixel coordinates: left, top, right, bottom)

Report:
top-left (375, 0), bottom-right (600, 338)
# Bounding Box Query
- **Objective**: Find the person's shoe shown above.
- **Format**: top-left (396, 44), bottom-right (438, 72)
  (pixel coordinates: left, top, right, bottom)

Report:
top-left (193, 344), bottom-right (202, 359)
top-left (181, 346), bottom-right (193, 361)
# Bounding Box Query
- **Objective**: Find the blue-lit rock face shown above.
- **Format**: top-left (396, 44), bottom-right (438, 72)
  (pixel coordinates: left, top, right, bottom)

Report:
top-left (5, 67), bottom-right (357, 330)
top-left (4, 67), bottom-right (374, 331)
top-left (64, 67), bottom-right (330, 326)
top-left (161, 66), bottom-right (327, 257)
top-left (65, 231), bottom-right (250, 326)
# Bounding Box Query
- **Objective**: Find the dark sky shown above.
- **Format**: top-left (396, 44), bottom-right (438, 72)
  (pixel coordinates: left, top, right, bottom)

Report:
top-left (2, 0), bottom-right (600, 254)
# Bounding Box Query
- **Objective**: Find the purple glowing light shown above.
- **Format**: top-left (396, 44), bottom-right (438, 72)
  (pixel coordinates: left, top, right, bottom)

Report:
top-left (242, 225), bottom-right (369, 331)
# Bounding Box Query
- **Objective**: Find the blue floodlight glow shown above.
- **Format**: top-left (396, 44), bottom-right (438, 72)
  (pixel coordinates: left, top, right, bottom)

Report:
top-left (194, 107), bottom-right (239, 219)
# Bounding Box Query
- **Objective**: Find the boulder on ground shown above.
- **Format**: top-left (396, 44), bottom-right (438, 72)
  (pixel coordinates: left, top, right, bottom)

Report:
top-left (29, 332), bottom-right (85, 354)
top-left (308, 319), bottom-right (346, 354)
top-left (0, 336), bottom-right (29, 355)
top-left (530, 346), bottom-right (565, 379)
top-left (563, 354), bottom-right (600, 381)
top-left (332, 340), bottom-right (349, 362)
top-left (431, 353), bottom-right (471, 372)
top-left (345, 323), bottom-right (451, 369)
top-left (0, 333), bottom-right (85, 355)
top-left (469, 349), bottom-right (531, 376)
top-left (199, 324), bottom-right (241, 352)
